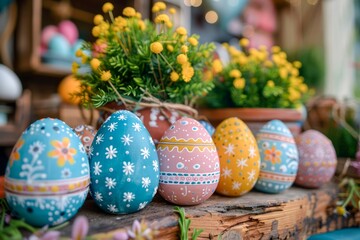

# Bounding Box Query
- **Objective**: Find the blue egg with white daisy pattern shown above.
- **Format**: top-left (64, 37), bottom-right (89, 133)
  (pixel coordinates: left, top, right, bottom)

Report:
top-left (4, 118), bottom-right (89, 227)
top-left (89, 110), bottom-right (159, 214)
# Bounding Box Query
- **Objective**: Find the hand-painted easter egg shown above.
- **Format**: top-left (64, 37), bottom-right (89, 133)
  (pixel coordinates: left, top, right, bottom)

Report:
top-left (89, 110), bottom-right (159, 214)
top-left (73, 124), bottom-right (97, 157)
top-left (157, 118), bottom-right (220, 205)
top-left (58, 20), bottom-right (79, 45)
top-left (4, 118), bottom-right (90, 227)
top-left (199, 120), bottom-right (215, 136)
top-left (295, 130), bottom-right (337, 188)
top-left (255, 120), bottom-right (299, 193)
top-left (48, 34), bottom-right (71, 57)
top-left (213, 117), bottom-right (260, 197)
top-left (41, 25), bottom-right (58, 48)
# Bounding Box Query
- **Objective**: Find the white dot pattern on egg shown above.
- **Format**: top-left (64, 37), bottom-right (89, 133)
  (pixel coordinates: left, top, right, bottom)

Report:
top-left (157, 118), bottom-right (220, 205)
top-left (4, 118), bottom-right (90, 227)
top-left (295, 130), bottom-right (337, 188)
top-left (89, 110), bottom-right (159, 214)
top-left (255, 120), bottom-right (299, 194)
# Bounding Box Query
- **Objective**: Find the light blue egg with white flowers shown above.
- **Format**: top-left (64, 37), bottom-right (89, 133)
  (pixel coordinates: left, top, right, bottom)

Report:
top-left (255, 120), bottom-right (299, 194)
top-left (89, 110), bottom-right (159, 214)
top-left (5, 118), bottom-right (90, 227)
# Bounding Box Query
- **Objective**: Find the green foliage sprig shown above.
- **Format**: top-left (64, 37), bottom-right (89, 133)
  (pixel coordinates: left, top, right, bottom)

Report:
top-left (174, 206), bottom-right (203, 240)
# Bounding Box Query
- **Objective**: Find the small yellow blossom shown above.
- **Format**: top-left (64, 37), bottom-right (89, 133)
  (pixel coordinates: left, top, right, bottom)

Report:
top-left (166, 21), bottom-right (173, 28)
top-left (299, 83), bottom-right (308, 93)
top-left (238, 55), bottom-right (248, 65)
top-left (279, 51), bottom-right (287, 59)
top-left (154, 2), bottom-right (166, 11)
top-left (182, 66), bottom-right (194, 82)
top-left (293, 61), bottom-right (302, 68)
top-left (181, 45), bottom-right (188, 53)
top-left (259, 45), bottom-right (267, 52)
top-left (138, 20), bottom-right (146, 31)
top-left (135, 12), bottom-right (142, 19)
top-left (81, 55), bottom-right (87, 64)
top-left (188, 37), bottom-right (198, 46)
top-left (177, 54), bottom-right (188, 65)
top-left (102, 2), bottom-right (114, 13)
top-left (267, 80), bottom-right (275, 87)
top-left (101, 71), bottom-right (112, 81)
top-left (250, 78), bottom-right (257, 84)
top-left (176, 27), bottom-right (187, 35)
top-left (169, 8), bottom-right (176, 14)
top-left (72, 62), bottom-right (79, 74)
top-left (271, 45), bottom-right (281, 53)
top-left (150, 42), bottom-right (163, 54)
top-left (90, 58), bottom-right (101, 70)
top-left (335, 206), bottom-right (348, 217)
top-left (152, 5), bottom-right (160, 13)
top-left (92, 26), bottom-right (101, 37)
top-left (75, 49), bottom-right (83, 58)
top-left (288, 87), bottom-right (301, 101)
top-left (239, 38), bottom-right (249, 48)
top-left (155, 14), bottom-right (170, 24)
top-left (291, 68), bottom-right (299, 77)
top-left (233, 78), bottom-right (245, 89)
top-left (212, 59), bottom-right (223, 73)
top-left (123, 7), bottom-right (136, 17)
top-left (279, 68), bottom-right (288, 79)
top-left (229, 69), bottom-right (241, 78)
top-left (170, 71), bottom-right (179, 82)
top-left (167, 45), bottom-right (174, 52)
top-left (93, 14), bottom-right (104, 25)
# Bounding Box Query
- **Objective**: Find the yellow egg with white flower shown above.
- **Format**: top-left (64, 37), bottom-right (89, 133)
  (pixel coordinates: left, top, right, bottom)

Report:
top-left (213, 117), bottom-right (260, 196)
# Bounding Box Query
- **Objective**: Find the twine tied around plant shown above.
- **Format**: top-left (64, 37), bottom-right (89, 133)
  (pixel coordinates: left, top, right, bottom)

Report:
top-left (99, 83), bottom-right (199, 122)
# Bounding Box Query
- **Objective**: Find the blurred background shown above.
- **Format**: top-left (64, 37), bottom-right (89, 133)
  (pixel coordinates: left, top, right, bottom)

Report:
top-left (0, 0), bottom-right (359, 172)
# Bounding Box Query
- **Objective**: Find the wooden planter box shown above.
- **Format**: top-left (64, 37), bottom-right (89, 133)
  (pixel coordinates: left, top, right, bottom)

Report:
top-left (198, 108), bottom-right (304, 136)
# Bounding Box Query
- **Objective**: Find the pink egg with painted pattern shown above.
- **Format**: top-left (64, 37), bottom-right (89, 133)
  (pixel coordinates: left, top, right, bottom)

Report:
top-left (295, 130), bottom-right (337, 188)
top-left (156, 118), bottom-right (220, 205)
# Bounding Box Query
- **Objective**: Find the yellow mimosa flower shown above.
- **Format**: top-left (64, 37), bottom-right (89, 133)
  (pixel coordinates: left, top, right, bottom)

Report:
top-left (170, 71), bottom-right (179, 82)
top-left (102, 2), bottom-right (114, 13)
top-left (169, 8), bottom-right (176, 14)
top-left (177, 54), bottom-right (188, 65)
top-left (176, 27), bottom-right (187, 35)
top-left (93, 14), bottom-right (104, 25)
top-left (167, 45), bottom-right (174, 52)
top-left (229, 69), bottom-right (241, 78)
top-left (182, 66), bottom-right (194, 82)
top-left (233, 78), bottom-right (245, 89)
top-left (150, 42), bottom-right (163, 54)
top-left (181, 45), bottom-right (188, 53)
top-left (123, 7), bottom-right (136, 17)
top-left (239, 38), bottom-right (249, 48)
top-left (188, 37), bottom-right (198, 46)
top-left (155, 14), bottom-right (170, 24)
top-left (212, 59), bottom-right (223, 74)
top-left (90, 58), bottom-right (101, 70)
top-left (267, 80), bottom-right (275, 87)
top-left (101, 71), bottom-right (112, 81)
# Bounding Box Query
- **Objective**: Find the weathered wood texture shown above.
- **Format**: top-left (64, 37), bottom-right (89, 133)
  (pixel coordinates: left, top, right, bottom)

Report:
top-left (58, 181), bottom-right (360, 239)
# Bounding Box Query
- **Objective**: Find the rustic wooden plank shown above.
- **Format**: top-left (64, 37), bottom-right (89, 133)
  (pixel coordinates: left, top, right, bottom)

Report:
top-left (55, 181), bottom-right (360, 239)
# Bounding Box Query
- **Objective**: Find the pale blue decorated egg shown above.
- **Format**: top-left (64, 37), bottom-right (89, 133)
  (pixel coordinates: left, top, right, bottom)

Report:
top-left (199, 120), bottom-right (215, 136)
top-left (255, 120), bottom-right (299, 193)
top-left (4, 118), bottom-right (90, 227)
top-left (89, 110), bottom-right (159, 214)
